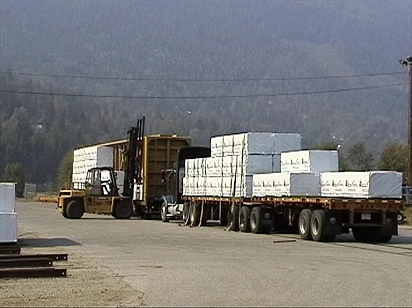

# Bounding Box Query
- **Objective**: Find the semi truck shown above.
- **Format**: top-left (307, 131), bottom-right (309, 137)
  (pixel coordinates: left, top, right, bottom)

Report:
top-left (58, 120), bottom-right (405, 243)
top-left (162, 133), bottom-right (405, 243)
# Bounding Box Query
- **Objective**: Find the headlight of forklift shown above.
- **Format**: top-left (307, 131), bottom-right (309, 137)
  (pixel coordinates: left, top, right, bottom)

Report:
top-left (264, 213), bottom-right (271, 219)
top-left (386, 218), bottom-right (392, 225)
top-left (330, 217), bottom-right (337, 224)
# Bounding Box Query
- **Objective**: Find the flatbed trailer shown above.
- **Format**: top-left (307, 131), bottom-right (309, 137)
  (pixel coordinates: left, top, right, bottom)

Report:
top-left (181, 195), bottom-right (405, 242)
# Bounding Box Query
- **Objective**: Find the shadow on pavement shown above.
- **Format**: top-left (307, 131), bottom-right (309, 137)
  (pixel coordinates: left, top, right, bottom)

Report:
top-left (17, 237), bottom-right (81, 247)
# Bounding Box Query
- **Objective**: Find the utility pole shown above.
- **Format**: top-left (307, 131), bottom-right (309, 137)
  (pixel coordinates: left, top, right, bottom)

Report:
top-left (399, 56), bottom-right (412, 186)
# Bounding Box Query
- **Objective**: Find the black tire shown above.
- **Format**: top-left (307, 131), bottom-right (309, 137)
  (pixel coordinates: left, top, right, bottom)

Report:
top-left (200, 204), bottom-right (210, 225)
top-left (190, 203), bottom-right (200, 226)
top-left (250, 207), bottom-right (261, 234)
top-left (352, 228), bottom-right (392, 243)
top-left (66, 200), bottom-right (84, 219)
top-left (378, 235), bottom-right (392, 243)
top-left (183, 203), bottom-right (190, 225)
top-left (220, 208), bottom-right (228, 226)
top-left (227, 205), bottom-right (239, 231)
top-left (61, 205), bottom-right (69, 219)
top-left (310, 209), bottom-right (327, 242)
top-left (161, 202), bottom-right (169, 222)
top-left (239, 206), bottom-right (251, 232)
top-left (114, 200), bottom-right (133, 219)
top-left (298, 209), bottom-right (312, 240)
top-left (397, 212), bottom-right (404, 224)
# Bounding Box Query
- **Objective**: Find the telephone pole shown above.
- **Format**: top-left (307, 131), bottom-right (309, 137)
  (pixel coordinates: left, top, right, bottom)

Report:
top-left (399, 56), bottom-right (412, 186)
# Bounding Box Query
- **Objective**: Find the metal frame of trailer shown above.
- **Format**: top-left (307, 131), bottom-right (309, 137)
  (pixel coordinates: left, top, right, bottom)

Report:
top-left (182, 195), bottom-right (405, 242)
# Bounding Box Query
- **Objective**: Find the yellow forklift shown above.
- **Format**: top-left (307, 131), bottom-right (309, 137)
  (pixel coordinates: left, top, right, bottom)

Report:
top-left (58, 117), bottom-right (145, 219)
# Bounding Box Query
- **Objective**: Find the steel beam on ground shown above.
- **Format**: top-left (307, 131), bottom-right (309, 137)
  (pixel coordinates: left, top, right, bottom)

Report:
top-left (0, 253), bottom-right (68, 261)
top-left (0, 257), bottom-right (53, 268)
top-left (0, 268), bottom-right (67, 279)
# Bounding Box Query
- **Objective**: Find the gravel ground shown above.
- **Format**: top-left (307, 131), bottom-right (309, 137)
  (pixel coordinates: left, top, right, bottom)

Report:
top-left (0, 228), bottom-right (145, 307)
top-left (1, 201), bottom-right (412, 307)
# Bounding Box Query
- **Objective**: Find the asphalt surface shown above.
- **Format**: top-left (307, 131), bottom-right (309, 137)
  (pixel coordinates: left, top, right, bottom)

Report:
top-left (15, 201), bottom-right (412, 307)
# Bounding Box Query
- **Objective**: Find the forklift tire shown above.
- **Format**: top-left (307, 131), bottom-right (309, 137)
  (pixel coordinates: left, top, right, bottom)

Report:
top-left (66, 200), bottom-right (84, 219)
top-left (161, 202), bottom-right (169, 222)
top-left (114, 200), bottom-right (133, 219)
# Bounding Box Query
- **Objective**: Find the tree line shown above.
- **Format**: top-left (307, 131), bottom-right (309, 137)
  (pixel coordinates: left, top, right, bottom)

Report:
top-left (0, 72), bottom-right (408, 197)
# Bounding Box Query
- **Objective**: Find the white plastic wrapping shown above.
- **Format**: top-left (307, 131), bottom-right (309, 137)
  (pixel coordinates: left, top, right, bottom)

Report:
top-left (272, 154), bottom-right (281, 173)
top-left (320, 171), bottom-right (403, 199)
top-left (253, 173), bottom-right (320, 197)
top-left (0, 212), bottom-right (18, 243)
top-left (72, 145), bottom-right (114, 186)
top-left (0, 183), bottom-right (15, 212)
top-left (281, 150), bottom-right (339, 173)
top-left (211, 132), bottom-right (302, 157)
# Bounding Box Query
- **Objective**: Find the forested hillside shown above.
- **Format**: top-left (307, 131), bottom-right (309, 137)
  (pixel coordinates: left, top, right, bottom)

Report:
top-left (0, 0), bottom-right (410, 185)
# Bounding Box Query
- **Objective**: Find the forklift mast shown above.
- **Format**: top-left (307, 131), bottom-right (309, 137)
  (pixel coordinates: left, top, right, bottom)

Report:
top-left (123, 117), bottom-right (145, 198)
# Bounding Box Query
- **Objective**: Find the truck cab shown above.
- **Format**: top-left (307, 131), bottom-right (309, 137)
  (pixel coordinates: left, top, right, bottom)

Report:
top-left (160, 146), bottom-right (211, 222)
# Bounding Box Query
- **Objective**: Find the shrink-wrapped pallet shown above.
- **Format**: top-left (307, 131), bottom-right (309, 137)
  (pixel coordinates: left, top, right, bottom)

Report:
top-left (253, 173), bottom-right (320, 197)
top-left (320, 171), bottom-right (403, 199)
top-left (272, 154), bottom-right (281, 173)
top-left (211, 132), bottom-right (301, 157)
top-left (235, 154), bottom-right (273, 175)
top-left (219, 175), bottom-right (253, 198)
top-left (232, 132), bottom-right (302, 155)
top-left (281, 150), bottom-right (338, 173)
top-left (0, 183), bottom-right (15, 212)
top-left (0, 212), bottom-right (18, 243)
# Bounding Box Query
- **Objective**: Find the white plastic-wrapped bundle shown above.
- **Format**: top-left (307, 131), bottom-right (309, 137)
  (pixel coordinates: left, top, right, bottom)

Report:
top-left (235, 154), bottom-right (273, 175)
top-left (0, 183), bottom-right (15, 212)
top-left (0, 212), bottom-right (18, 243)
top-left (253, 173), bottom-right (320, 197)
top-left (233, 132), bottom-right (302, 155)
top-left (211, 132), bottom-right (302, 157)
top-left (320, 171), bottom-right (403, 199)
top-left (281, 150), bottom-right (339, 173)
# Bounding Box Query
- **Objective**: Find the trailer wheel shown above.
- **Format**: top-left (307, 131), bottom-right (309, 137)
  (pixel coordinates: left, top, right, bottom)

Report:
top-left (298, 209), bottom-right (312, 240)
top-left (220, 208), bottom-right (228, 226)
top-left (250, 207), bottom-right (262, 234)
top-left (378, 235), bottom-right (392, 243)
top-left (227, 205), bottom-right (239, 231)
top-left (239, 206), bottom-right (251, 232)
top-left (352, 228), bottom-right (392, 243)
top-left (183, 203), bottom-right (190, 225)
top-left (161, 202), bottom-right (169, 222)
top-left (201, 204), bottom-right (210, 225)
top-left (114, 200), bottom-right (133, 219)
top-left (66, 200), bottom-right (84, 219)
top-left (190, 203), bottom-right (200, 226)
top-left (311, 210), bottom-right (328, 241)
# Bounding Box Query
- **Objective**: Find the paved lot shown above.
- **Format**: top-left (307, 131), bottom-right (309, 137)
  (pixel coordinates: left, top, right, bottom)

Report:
top-left (6, 201), bottom-right (412, 307)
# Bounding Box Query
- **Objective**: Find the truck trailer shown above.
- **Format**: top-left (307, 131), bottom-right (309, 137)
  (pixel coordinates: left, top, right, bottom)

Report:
top-left (163, 132), bottom-right (405, 243)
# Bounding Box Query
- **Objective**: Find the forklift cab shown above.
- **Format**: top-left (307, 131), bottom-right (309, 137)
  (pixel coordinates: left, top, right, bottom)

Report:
top-left (85, 167), bottom-right (119, 196)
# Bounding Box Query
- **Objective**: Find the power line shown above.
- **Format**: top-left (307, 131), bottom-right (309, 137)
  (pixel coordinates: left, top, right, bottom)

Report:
top-left (0, 70), bottom-right (406, 83)
top-left (0, 82), bottom-right (405, 100)
top-left (344, 83), bottom-right (407, 161)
